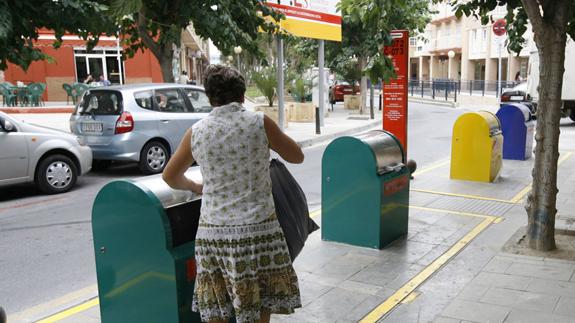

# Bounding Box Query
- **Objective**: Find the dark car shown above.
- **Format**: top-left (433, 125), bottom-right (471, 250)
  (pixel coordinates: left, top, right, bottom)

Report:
top-left (329, 80), bottom-right (359, 104)
top-left (501, 82), bottom-right (536, 116)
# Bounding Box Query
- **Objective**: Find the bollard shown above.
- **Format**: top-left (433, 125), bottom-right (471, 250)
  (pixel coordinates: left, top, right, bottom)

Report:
top-left (421, 80), bottom-right (424, 97)
top-left (469, 80), bottom-right (473, 96)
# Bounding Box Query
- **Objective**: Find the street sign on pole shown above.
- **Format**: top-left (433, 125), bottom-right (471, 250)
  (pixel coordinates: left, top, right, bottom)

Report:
top-left (382, 30), bottom-right (409, 156)
top-left (493, 19), bottom-right (507, 101)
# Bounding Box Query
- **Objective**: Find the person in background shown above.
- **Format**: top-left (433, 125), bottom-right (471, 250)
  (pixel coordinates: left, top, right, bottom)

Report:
top-left (179, 70), bottom-right (189, 84)
top-left (83, 74), bottom-right (94, 84)
top-left (99, 75), bottom-right (111, 86)
top-left (515, 71), bottom-right (523, 82)
top-left (189, 73), bottom-right (197, 85)
top-left (162, 65), bottom-right (303, 323)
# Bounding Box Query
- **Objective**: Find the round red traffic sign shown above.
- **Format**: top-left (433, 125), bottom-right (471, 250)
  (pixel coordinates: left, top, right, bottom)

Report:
top-left (493, 19), bottom-right (507, 36)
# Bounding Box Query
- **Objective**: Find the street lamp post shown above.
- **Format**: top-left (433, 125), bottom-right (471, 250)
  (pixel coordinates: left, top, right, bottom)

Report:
top-left (447, 50), bottom-right (455, 80)
top-left (234, 46), bottom-right (242, 72)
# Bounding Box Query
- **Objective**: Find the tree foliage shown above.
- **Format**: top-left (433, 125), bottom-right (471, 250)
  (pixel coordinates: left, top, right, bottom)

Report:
top-left (0, 0), bottom-right (116, 70)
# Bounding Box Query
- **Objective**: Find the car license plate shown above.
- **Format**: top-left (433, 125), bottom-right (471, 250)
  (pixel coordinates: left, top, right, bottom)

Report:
top-left (510, 95), bottom-right (524, 101)
top-left (81, 122), bottom-right (103, 133)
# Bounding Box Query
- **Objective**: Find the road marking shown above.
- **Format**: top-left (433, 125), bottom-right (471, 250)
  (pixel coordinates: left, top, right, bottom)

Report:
top-left (36, 298), bottom-right (99, 323)
top-left (0, 196), bottom-right (67, 213)
top-left (411, 188), bottom-right (513, 204)
top-left (400, 291), bottom-right (420, 304)
top-left (309, 209), bottom-right (321, 219)
top-left (410, 205), bottom-right (503, 220)
top-left (413, 159), bottom-right (450, 176)
top-left (509, 152), bottom-right (573, 203)
top-left (360, 214), bottom-right (496, 322)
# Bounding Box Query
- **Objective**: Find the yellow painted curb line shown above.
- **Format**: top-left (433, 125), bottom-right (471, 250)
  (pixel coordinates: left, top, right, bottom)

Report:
top-left (36, 298), bottom-right (99, 323)
top-left (360, 215), bottom-right (496, 322)
top-left (413, 159), bottom-right (450, 176)
top-left (411, 188), bottom-right (513, 204)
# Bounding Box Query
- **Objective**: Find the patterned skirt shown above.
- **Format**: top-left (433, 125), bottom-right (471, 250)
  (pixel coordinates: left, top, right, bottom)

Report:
top-left (192, 214), bottom-right (302, 322)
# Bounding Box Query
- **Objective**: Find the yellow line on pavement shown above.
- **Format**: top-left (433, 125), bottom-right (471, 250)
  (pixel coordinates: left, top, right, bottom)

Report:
top-left (309, 209), bottom-right (321, 219)
top-left (413, 159), bottom-right (450, 176)
top-left (411, 188), bottom-right (513, 204)
top-left (509, 152), bottom-right (573, 203)
top-left (36, 298), bottom-right (99, 323)
top-left (360, 215), bottom-right (496, 322)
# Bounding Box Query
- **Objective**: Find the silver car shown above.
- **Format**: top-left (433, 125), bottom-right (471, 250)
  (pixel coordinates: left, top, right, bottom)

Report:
top-left (0, 112), bottom-right (92, 194)
top-left (69, 84), bottom-right (212, 174)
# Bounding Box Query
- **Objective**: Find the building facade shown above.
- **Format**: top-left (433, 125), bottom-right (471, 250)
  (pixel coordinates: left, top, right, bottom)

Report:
top-left (2, 27), bottom-right (209, 102)
top-left (409, 1), bottom-right (532, 83)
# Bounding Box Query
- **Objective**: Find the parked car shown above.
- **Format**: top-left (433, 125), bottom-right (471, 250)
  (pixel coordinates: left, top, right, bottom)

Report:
top-left (0, 112), bottom-right (92, 194)
top-left (501, 82), bottom-right (536, 117)
top-left (329, 80), bottom-right (359, 104)
top-left (70, 84), bottom-right (212, 175)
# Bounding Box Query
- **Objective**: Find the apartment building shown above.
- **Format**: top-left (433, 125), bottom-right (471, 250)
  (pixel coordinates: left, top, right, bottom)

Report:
top-left (409, 1), bottom-right (531, 82)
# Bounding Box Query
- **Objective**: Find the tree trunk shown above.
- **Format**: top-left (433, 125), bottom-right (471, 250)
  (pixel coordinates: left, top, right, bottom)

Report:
top-left (158, 52), bottom-right (175, 83)
top-left (525, 27), bottom-right (567, 250)
top-left (359, 55), bottom-right (367, 114)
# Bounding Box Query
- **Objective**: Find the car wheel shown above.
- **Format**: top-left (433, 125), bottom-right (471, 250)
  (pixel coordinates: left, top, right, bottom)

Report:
top-left (570, 109), bottom-right (575, 122)
top-left (92, 160), bottom-right (112, 171)
top-left (35, 154), bottom-right (78, 194)
top-left (139, 141), bottom-right (169, 175)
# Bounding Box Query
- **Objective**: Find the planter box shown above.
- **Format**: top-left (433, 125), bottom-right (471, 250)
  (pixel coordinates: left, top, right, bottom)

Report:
top-left (344, 94), bottom-right (360, 110)
top-left (254, 105), bottom-right (289, 128)
top-left (287, 102), bottom-right (315, 122)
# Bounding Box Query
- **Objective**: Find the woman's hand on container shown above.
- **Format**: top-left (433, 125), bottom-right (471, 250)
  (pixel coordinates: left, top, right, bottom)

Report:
top-left (163, 129), bottom-right (200, 192)
top-left (264, 115), bottom-right (304, 164)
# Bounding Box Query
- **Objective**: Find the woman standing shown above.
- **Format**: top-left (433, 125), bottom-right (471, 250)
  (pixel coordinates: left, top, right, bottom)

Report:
top-left (163, 65), bottom-right (303, 323)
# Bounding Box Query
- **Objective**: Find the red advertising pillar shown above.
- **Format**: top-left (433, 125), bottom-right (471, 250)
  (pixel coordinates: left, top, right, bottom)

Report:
top-left (382, 30), bottom-right (409, 157)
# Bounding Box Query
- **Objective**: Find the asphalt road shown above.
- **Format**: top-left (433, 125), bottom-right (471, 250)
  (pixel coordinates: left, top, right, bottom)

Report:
top-left (4, 102), bottom-right (574, 316)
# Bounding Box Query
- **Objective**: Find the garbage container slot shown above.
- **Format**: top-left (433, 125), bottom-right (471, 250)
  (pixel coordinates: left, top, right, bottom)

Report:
top-left (134, 167), bottom-right (203, 209)
top-left (476, 111), bottom-right (502, 137)
top-left (166, 200), bottom-right (201, 248)
top-left (356, 130), bottom-right (405, 175)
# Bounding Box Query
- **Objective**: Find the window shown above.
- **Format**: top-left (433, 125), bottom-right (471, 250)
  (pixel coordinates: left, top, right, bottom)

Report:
top-left (77, 90), bottom-right (122, 116)
top-left (409, 37), bottom-right (417, 46)
top-left (74, 48), bottom-right (125, 85)
top-left (134, 90), bottom-right (154, 110)
top-left (155, 88), bottom-right (188, 113)
top-left (182, 89), bottom-right (212, 113)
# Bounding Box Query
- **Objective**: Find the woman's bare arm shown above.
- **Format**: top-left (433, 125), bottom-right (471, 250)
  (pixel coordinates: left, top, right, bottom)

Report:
top-left (162, 128), bottom-right (203, 193)
top-left (263, 115), bottom-right (304, 164)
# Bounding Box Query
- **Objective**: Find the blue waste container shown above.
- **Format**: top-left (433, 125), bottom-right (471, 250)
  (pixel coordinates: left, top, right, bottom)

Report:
top-left (496, 103), bottom-right (535, 160)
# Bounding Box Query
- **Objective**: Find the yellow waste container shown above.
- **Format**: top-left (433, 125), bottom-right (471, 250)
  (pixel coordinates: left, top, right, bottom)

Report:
top-left (450, 111), bottom-right (503, 183)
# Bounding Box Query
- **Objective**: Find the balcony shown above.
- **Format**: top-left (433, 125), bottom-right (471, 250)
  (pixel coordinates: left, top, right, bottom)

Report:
top-left (429, 35), bottom-right (462, 54)
top-left (431, 3), bottom-right (458, 25)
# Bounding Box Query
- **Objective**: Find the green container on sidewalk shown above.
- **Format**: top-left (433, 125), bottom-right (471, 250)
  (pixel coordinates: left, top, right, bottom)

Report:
top-left (322, 130), bottom-right (410, 249)
top-left (92, 168), bottom-right (203, 323)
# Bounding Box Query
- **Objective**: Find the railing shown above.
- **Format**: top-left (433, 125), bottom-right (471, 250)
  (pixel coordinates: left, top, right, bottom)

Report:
top-left (407, 79), bottom-right (522, 102)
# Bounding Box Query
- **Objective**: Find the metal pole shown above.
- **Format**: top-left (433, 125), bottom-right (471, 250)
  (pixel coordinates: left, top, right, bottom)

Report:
top-left (116, 35), bottom-right (123, 84)
top-left (370, 82), bottom-right (374, 119)
top-left (497, 40), bottom-right (502, 101)
top-left (277, 36), bottom-right (285, 131)
top-left (318, 40), bottom-right (325, 127)
top-left (315, 107), bottom-right (321, 134)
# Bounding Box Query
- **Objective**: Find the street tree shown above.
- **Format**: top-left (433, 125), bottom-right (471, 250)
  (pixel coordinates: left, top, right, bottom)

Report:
top-left (112, 0), bottom-right (281, 83)
top-left (336, 0), bottom-right (431, 114)
top-left (0, 0), bottom-right (115, 70)
top-left (446, 0), bottom-right (575, 250)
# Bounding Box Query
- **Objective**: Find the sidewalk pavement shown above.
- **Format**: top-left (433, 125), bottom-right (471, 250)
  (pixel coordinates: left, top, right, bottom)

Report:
top-left (26, 150), bottom-right (575, 323)
top-left (9, 101), bottom-right (575, 323)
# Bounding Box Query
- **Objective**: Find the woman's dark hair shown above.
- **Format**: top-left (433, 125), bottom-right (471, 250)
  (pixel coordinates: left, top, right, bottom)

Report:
top-left (203, 65), bottom-right (246, 106)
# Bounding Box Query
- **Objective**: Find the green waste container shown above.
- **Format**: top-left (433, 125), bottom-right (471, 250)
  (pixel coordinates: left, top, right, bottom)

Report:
top-left (92, 167), bottom-right (203, 323)
top-left (322, 130), bottom-right (410, 249)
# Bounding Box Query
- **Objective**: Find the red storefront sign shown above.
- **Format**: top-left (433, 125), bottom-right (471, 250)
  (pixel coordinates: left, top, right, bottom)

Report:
top-left (382, 30), bottom-right (409, 156)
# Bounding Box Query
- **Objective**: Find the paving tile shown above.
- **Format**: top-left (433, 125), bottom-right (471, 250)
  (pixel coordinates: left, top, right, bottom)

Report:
top-left (383, 240), bottom-right (438, 263)
top-left (480, 287), bottom-right (559, 312)
top-left (483, 257), bottom-right (514, 274)
top-left (456, 284), bottom-right (490, 301)
top-left (433, 317), bottom-right (461, 323)
top-left (296, 279), bottom-right (333, 307)
top-left (57, 312), bottom-right (101, 323)
top-left (554, 296), bottom-right (575, 317)
top-left (338, 279), bottom-right (383, 296)
top-left (504, 308), bottom-right (574, 323)
top-left (442, 299), bottom-right (510, 323)
top-left (339, 294), bottom-right (386, 322)
top-left (471, 272), bottom-right (532, 290)
top-left (527, 279), bottom-right (575, 298)
top-left (505, 262), bottom-right (575, 281)
top-left (385, 264), bottom-right (427, 290)
top-left (302, 287), bottom-right (370, 322)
